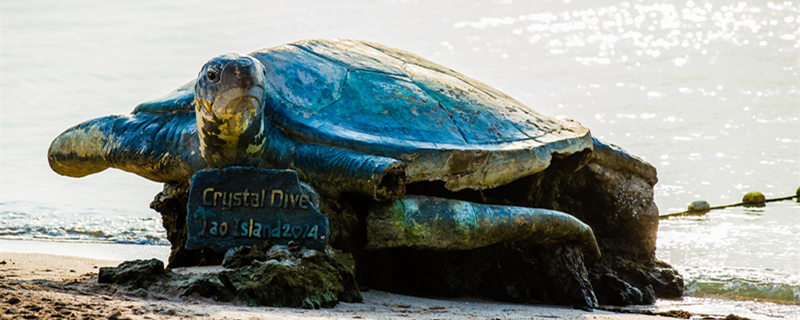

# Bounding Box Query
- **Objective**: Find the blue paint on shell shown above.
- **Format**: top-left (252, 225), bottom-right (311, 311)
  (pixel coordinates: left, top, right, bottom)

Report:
top-left (255, 46), bottom-right (346, 112)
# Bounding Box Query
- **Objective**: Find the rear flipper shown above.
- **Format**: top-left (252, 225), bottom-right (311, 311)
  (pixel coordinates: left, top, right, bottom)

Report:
top-left (48, 112), bottom-right (206, 183)
top-left (366, 195), bottom-right (601, 262)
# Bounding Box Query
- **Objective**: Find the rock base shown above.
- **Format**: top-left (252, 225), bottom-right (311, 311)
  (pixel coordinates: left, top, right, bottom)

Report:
top-left (97, 245), bottom-right (362, 309)
top-left (151, 138), bottom-right (683, 308)
top-left (151, 183), bottom-right (223, 268)
top-left (361, 243), bottom-right (597, 308)
top-left (98, 259), bottom-right (168, 288)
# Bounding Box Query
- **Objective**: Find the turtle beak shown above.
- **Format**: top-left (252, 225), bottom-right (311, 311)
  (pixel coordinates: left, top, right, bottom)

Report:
top-left (209, 86), bottom-right (264, 119)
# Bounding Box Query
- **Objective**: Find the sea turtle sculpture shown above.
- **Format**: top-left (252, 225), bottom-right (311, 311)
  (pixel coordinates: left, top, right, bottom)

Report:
top-left (48, 39), bottom-right (599, 258)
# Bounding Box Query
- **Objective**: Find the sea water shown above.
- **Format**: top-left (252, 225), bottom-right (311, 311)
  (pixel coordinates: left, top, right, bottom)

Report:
top-left (1, 0), bottom-right (797, 318)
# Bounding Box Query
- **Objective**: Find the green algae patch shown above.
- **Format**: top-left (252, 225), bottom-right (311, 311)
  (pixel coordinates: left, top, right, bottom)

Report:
top-left (221, 247), bottom-right (361, 308)
top-left (98, 245), bottom-right (361, 309)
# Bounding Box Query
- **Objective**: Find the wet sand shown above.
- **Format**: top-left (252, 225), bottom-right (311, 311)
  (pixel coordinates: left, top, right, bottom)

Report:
top-left (0, 251), bottom-right (684, 320)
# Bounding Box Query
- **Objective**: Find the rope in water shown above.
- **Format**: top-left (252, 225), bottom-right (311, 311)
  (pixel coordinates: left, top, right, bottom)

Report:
top-left (659, 189), bottom-right (799, 219)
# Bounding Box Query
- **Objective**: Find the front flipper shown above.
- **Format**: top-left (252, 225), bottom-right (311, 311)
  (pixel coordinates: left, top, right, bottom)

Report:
top-left (288, 143), bottom-right (407, 201)
top-left (132, 80), bottom-right (196, 114)
top-left (366, 195), bottom-right (601, 261)
top-left (48, 112), bottom-right (207, 183)
top-left (260, 125), bottom-right (407, 201)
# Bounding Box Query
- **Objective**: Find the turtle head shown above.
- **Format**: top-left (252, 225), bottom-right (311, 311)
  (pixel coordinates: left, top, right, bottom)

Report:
top-left (195, 53), bottom-right (266, 167)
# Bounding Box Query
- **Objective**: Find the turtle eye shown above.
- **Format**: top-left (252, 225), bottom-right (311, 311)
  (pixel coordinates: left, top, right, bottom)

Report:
top-left (206, 68), bottom-right (220, 83)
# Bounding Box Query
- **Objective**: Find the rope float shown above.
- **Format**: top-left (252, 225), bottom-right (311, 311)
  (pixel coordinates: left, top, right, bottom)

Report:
top-left (659, 187), bottom-right (800, 219)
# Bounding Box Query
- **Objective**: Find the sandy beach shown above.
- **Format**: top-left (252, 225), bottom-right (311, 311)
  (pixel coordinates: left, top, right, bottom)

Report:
top-left (0, 251), bottom-right (689, 320)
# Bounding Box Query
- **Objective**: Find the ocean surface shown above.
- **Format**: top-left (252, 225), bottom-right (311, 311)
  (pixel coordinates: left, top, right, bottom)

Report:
top-left (1, 0), bottom-right (797, 318)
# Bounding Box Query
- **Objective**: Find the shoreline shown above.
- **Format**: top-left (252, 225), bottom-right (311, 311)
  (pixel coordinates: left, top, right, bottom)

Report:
top-left (1, 240), bottom-right (791, 319)
top-left (0, 250), bottom-right (680, 320)
top-left (0, 238), bottom-right (171, 262)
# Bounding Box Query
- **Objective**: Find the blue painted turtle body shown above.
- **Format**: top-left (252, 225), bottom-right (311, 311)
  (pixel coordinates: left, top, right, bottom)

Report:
top-left (48, 39), bottom-right (599, 259)
top-left (250, 40), bottom-right (592, 191)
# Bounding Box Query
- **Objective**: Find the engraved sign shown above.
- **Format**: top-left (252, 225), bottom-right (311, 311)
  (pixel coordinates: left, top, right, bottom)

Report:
top-left (185, 167), bottom-right (329, 251)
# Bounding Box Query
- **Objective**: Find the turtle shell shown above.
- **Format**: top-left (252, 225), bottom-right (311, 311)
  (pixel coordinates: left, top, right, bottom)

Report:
top-left (251, 39), bottom-right (592, 191)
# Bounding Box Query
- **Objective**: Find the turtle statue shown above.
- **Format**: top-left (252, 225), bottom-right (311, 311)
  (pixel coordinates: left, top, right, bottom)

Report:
top-left (48, 39), bottom-right (599, 259)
